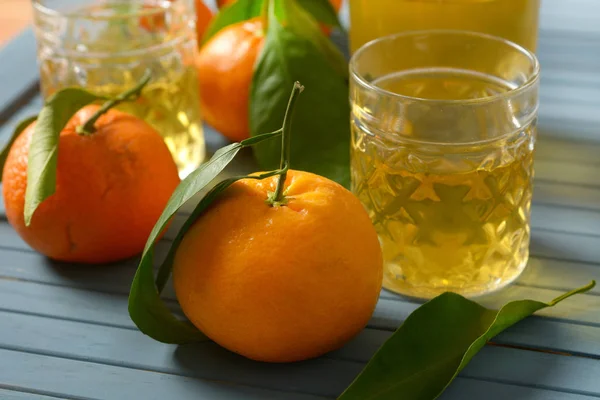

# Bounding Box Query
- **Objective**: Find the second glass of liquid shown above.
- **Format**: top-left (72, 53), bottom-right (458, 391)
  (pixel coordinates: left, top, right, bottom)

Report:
top-left (350, 31), bottom-right (540, 298)
top-left (33, 0), bottom-right (205, 178)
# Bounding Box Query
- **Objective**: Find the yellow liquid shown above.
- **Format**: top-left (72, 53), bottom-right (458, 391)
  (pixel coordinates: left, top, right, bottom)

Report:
top-left (41, 66), bottom-right (205, 179)
top-left (351, 70), bottom-right (535, 298)
top-left (37, 3), bottom-right (205, 178)
top-left (349, 0), bottom-right (540, 52)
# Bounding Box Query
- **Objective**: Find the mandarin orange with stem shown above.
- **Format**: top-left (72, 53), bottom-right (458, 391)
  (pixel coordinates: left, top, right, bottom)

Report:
top-left (2, 105), bottom-right (180, 264)
top-left (172, 83), bottom-right (383, 363)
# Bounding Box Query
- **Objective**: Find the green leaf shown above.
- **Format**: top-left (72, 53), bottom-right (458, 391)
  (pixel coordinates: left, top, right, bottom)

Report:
top-left (24, 88), bottom-right (107, 226)
top-left (294, 0), bottom-right (342, 29)
top-left (275, 0), bottom-right (347, 78)
top-left (339, 281), bottom-right (596, 400)
top-left (128, 130), bottom-right (282, 344)
top-left (202, 0), bottom-right (264, 44)
top-left (250, 0), bottom-right (350, 188)
top-left (0, 116), bottom-right (37, 183)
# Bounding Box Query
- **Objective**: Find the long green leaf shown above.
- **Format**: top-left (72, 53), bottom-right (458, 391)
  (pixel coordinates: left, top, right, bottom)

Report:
top-left (339, 280), bottom-right (596, 400)
top-left (0, 116), bottom-right (37, 183)
top-left (250, 0), bottom-right (350, 187)
top-left (24, 89), bottom-right (107, 226)
top-left (128, 130), bottom-right (282, 344)
top-left (202, 0), bottom-right (264, 43)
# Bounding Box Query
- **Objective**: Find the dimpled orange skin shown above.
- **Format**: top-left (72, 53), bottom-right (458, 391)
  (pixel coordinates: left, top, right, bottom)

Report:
top-left (2, 105), bottom-right (180, 264)
top-left (196, 18), bottom-right (264, 142)
top-left (173, 170), bottom-right (383, 363)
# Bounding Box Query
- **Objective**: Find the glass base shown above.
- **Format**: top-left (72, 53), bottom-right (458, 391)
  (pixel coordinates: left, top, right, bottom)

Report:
top-left (382, 256), bottom-right (529, 300)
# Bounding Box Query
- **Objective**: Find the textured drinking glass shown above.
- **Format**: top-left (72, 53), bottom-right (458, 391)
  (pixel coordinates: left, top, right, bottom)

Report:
top-left (33, 0), bottom-right (205, 178)
top-left (349, 0), bottom-right (541, 53)
top-left (350, 31), bottom-right (540, 298)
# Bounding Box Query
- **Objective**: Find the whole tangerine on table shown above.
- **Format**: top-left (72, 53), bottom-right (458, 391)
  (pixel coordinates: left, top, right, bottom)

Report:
top-left (2, 105), bottom-right (180, 264)
top-left (171, 83), bottom-right (383, 363)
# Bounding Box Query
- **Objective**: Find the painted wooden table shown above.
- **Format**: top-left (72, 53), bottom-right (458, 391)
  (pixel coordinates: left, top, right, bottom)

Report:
top-left (1, 1), bottom-right (599, 399)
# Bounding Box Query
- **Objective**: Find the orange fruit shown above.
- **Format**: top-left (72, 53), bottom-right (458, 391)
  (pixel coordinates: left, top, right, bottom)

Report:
top-left (196, 18), bottom-right (264, 142)
top-left (2, 105), bottom-right (180, 264)
top-left (173, 170), bottom-right (383, 362)
top-left (139, 0), bottom-right (213, 45)
top-left (194, 0), bottom-right (213, 42)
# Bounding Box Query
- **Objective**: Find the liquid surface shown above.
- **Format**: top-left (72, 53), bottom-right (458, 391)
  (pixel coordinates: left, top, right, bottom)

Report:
top-left (37, 2), bottom-right (205, 177)
top-left (349, 0), bottom-right (540, 52)
top-left (351, 70), bottom-right (535, 298)
top-left (374, 69), bottom-right (515, 101)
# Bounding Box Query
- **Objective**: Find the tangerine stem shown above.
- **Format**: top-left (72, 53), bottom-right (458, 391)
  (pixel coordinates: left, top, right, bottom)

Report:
top-left (270, 81), bottom-right (304, 206)
top-left (76, 70), bottom-right (152, 135)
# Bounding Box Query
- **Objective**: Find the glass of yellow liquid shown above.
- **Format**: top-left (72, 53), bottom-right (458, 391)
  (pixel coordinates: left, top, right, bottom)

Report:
top-left (350, 31), bottom-right (540, 298)
top-left (349, 0), bottom-right (540, 53)
top-left (32, 0), bottom-right (205, 178)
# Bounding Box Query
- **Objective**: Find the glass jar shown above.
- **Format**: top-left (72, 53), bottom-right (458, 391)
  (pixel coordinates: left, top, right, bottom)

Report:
top-left (350, 31), bottom-right (540, 298)
top-left (32, 0), bottom-right (205, 178)
top-left (349, 0), bottom-right (541, 53)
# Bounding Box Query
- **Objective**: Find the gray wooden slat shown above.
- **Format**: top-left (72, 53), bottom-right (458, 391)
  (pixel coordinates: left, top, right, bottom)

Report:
top-left (536, 160), bottom-right (600, 188)
top-left (462, 346), bottom-right (600, 397)
top-left (536, 138), bottom-right (600, 165)
top-left (542, 68), bottom-right (600, 88)
top-left (534, 182), bottom-right (600, 212)
top-left (540, 0), bottom-right (600, 34)
top-left (440, 379), bottom-right (598, 400)
top-left (538, 106), bottom-right (600, 142)
top-left (531, 229), bottom-right (600, 265)
top-left (0, 349), bottom-right (329, 400)
top-left (0, 29), bottom-right (38, 123)
top-left (516, 257), bottom-right (600, 296)
top-left (0, 389), bottom-right (67, 400)
top-left (532, 205), bottom-right (600, 237)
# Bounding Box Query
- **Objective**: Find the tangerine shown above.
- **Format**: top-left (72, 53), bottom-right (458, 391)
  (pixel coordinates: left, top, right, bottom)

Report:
top-left (2, 105), bottom-right (180, 264)
top-left (196, 18), bottom-right (264, 142)
top-left (139, 0), bottom-right (213, 44)
top-left (173, 170), bottom-right (383, 362)
top-left (194, 0), bottom-right (213, 42)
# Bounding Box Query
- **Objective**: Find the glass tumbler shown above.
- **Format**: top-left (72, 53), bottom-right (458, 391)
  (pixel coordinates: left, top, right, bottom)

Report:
top-left (349, 0), bottom-right (541, 53)
top-left (32, 0), bottom-right (205, 178)
top-left (350, 31), bottom-right (540, 298)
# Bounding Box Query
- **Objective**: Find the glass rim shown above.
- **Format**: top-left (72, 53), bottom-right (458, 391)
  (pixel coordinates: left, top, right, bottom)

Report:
top-left (32, 0), bottom-right (179, 20)
top-left (349, 29), bottom-right (540, 106)
top-left (32, 0), bottom-right (195, 60)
